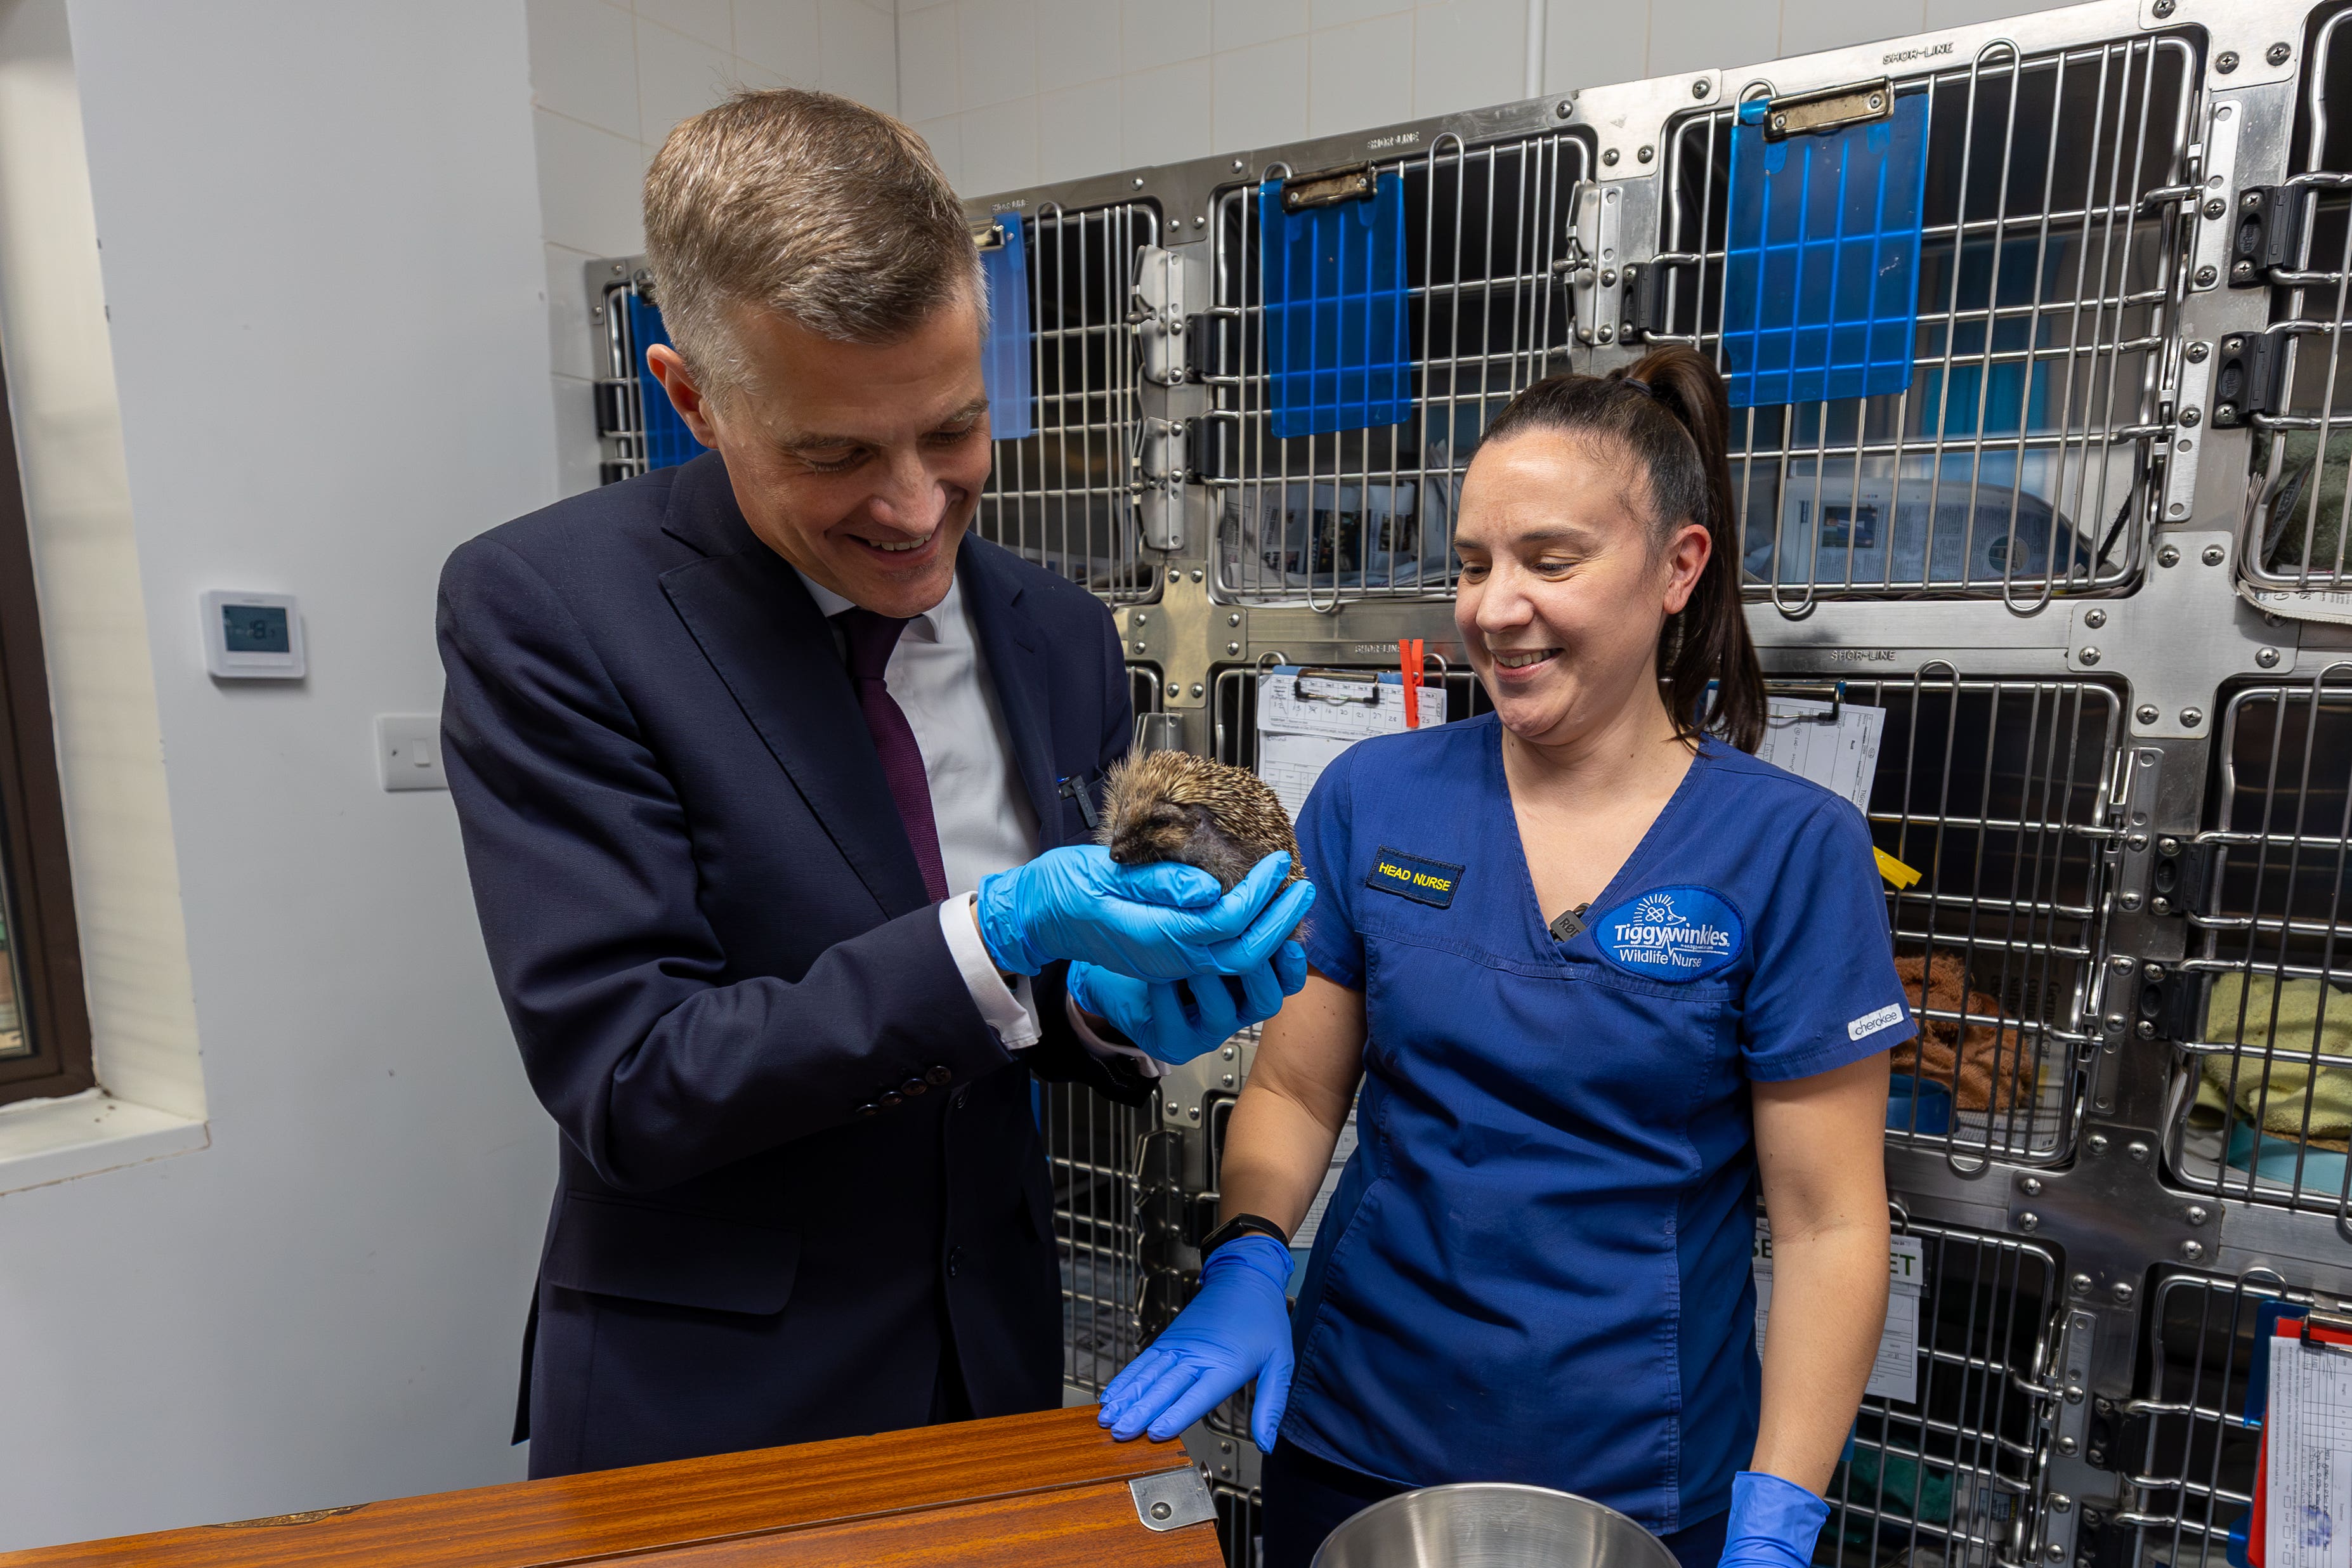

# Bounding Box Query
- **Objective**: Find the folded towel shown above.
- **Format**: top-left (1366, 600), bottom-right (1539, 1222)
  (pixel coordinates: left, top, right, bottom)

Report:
top-left (2195, 973), bottom-right (2352, 1149)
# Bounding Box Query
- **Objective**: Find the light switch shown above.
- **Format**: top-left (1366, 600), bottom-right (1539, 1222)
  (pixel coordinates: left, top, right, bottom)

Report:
top-left (377, 714), bottom-right (447, 792)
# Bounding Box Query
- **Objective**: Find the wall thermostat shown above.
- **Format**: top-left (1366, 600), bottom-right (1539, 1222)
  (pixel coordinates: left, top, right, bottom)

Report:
top-left (202, 591), bottom-right (306, 679)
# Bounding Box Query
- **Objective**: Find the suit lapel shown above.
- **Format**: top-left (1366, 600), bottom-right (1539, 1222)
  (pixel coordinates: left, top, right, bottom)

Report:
top-left (957, 537), bottom-right (1064, 849)
top-left (656, 458), bottom-right (929, 918)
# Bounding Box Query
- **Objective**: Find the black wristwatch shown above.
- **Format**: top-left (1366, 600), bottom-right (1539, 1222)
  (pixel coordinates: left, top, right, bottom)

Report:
top-left (1201, 1212), bottom-right (1290, 1256)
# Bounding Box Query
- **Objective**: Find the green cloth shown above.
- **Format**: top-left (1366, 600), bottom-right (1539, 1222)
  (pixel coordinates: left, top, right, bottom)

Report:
top-left (1832, 1449), bottom-right (1954, 1545)
top-left (2257, 430), bottom-right (2352, 575)
top-left (2195, 973), bottom-right (2352, 1140)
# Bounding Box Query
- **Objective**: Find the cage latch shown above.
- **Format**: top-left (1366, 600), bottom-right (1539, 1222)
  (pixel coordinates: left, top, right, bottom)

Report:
top-left (1130, 244), bottom-right (1188, 388)
top-left (1756, 77), bottom-right (1894, 141)
top-left (970, 219), bottom-right (1009, 252)
top-left (2133, 964), bottom-right (2201, 1043)
top-left (1280, 163), bottom-right (1376, 211)
top-left (2228, 186), bottom-right (2303, 289)
top-left (1135, 417), bottom-right (1189, 551)
top-left (2081, 1398), bottom-right (2149, 1473)
top-left (1565, 183), bottom-right (1624, 347)
top-left (2209, 329), bottom-right (2286, 430)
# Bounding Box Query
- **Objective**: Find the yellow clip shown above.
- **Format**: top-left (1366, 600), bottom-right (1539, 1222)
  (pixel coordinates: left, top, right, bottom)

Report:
top-left (1874, 848), bottom-right (1923, 889)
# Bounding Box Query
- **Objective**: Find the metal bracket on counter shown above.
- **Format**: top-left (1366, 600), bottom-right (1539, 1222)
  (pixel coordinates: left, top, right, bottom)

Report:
top-left (1131, 1465), bottom-right (1218, 1532)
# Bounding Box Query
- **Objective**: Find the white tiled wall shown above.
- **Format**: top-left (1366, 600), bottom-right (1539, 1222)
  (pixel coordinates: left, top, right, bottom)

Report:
top-left (526, 0), bottom-right (899, 493)
top-left (898, 0), bottom-right (2072, 199)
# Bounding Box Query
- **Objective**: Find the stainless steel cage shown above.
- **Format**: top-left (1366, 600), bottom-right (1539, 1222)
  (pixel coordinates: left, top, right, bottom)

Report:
top-left (2173, 674), bottom-right (2352, 1220)
top-left (1209, 662), bottom-right (1489, 771)
top-left (2240, 11), bottom-right (2352, 591)
top-left (977, 202), bottom-right (1161, 603)
top-left (1046, 1078), bottom-right (1145, 1397)
top-left (1205, 127), bottom-right (1593, 609)
top-left (2108, 1268), bottom-right (2352, 1568)
top-left (1813, 673), bottom-right (2123, 1166)
top-left (1824, 1218), bottom-right (2066, 1568)
top-left (592, 265), bottom-right (651, 485)
top-left (1657, 31), bottom-right (2197, 613)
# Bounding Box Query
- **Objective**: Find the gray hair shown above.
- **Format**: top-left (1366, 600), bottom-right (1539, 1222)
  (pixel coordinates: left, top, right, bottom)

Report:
top-left (643, 88), bottom-right (984, 397)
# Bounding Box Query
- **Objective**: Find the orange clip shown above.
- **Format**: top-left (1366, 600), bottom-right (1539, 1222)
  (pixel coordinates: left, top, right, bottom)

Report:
top-left (1401, 638), bottom-right (1423, 728)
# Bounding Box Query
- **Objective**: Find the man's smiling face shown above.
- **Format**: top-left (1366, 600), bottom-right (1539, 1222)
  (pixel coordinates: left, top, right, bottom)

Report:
top-left (649, 285), bottom-right (993, 618)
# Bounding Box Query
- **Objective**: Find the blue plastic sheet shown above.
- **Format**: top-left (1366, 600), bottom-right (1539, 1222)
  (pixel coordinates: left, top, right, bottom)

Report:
top-left (627, 294), bottom-right (707, 471)
top-left (1260, 172), bottom-right (1413, 438)
top-left (1722, 94), bottom-right (1930, 409)
top-left (979, 215), bottom-right (1035, 440)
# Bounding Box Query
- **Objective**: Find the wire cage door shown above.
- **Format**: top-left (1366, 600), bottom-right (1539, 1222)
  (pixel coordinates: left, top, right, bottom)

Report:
top-left (1204, 127), bottom-right (1593, 608)
top-left (2238, 10), bottom-right (2352, 590)
top-left (2173, 672), bottom-right (2352, 1223)
top-left (977, 201), bottom-right (1161, 604)
top-left (2110, 1268), bottom-right (2352, 1568)
top-left (1782, 672), bottom-right (2122, 1166)
top-left (1656, 30), bottom-right (2199, 614)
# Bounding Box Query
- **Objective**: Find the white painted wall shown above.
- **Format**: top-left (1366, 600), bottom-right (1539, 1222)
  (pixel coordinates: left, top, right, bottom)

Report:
top-left (528, 0), bottom-right (900, 494)
top-left (894, 0), bottom-right (2075, 198)
top-left (0, 1), bottom-right (561, 1548)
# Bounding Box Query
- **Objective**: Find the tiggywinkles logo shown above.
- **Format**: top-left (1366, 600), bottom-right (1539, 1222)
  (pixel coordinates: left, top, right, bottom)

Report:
top-left (1591, 886), bottom-right (1745, 982)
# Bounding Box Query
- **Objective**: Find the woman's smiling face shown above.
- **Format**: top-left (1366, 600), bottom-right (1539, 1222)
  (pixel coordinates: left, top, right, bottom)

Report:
top-left (1452, 430), bottom-right (1711, 750)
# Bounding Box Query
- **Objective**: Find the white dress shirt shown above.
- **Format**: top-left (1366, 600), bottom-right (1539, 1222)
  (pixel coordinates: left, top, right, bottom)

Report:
top-left (797, 567), bottom-right (1050, 1051)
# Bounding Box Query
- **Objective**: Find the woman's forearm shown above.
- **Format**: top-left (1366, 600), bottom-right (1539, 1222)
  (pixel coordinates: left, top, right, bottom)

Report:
top-left (1751, 1216), bottom-right (1890, 1491)
top-left (1217, 1084), bottom-right (1346, 1237)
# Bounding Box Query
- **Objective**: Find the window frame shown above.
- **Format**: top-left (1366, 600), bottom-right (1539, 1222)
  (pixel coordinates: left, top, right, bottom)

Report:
top-left (0, 365), bottom-right (92, 1107)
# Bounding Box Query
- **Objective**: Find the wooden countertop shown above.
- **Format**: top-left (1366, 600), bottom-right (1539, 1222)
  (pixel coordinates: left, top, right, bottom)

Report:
top-left (1, 1406), bottom-right (1223, 1567)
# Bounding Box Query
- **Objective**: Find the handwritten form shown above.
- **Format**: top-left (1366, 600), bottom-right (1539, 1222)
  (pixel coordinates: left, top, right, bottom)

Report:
top-left (1255, 668), bottom-right (1448, 821)
top-left (1754, 1222), bottom-right (1926, 1404)
top-left (2268, 1335), bottom-right (2352, 1568)
top-left (1754, 695), bottom-right (1887, 814)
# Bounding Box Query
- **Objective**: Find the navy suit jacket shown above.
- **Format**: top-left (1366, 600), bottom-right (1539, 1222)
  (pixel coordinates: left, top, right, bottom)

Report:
top-left (438, 451), bottom-right (1146, 1476)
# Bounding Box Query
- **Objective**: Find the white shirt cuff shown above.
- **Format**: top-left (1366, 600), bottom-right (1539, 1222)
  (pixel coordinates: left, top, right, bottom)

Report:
top-left (940, 894), bottom-right (1040, 1051)
top-left (1065, 995), bottom-right (1170, 1080)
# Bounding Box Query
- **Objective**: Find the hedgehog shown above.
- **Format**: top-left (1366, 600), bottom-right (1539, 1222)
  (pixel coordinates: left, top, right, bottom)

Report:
top-left (1098, 750), bottom-right (1307, 940)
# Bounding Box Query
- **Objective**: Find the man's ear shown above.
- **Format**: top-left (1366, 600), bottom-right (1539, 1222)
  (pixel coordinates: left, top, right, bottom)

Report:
top-left (645, 344), bottom-right (722, 448)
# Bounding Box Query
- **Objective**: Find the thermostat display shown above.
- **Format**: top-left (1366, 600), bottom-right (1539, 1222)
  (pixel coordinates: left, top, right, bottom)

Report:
top-left (202, 591), bottom-right (305, 679)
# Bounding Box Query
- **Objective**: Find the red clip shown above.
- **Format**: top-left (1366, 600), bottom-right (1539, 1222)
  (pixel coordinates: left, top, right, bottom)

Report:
top-left (1401, 638), bottom-right (1423, 729)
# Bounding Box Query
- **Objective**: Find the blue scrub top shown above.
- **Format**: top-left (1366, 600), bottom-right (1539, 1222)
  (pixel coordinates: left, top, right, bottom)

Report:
top-left (1282, 714), bottom-right (1913, 1533)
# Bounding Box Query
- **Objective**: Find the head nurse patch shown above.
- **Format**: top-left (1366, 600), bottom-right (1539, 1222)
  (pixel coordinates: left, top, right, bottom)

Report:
top-left (1591, 886), bottom-right (1746, 982)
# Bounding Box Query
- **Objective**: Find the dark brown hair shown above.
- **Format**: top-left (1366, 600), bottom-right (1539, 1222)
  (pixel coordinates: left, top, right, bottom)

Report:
top-left (1473, 346), bottom-right (1765, 753)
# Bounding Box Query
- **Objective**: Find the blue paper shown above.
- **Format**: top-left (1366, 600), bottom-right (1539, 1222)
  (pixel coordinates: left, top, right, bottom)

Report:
top-left (627, 294), bottom-right (707, 471)
top-left (1260, 171), bottom-right (1414, 438)
top-left (979, 215), bottom-right (1035, 440)
top-left (1723, 94), bottom-right (1931, 409)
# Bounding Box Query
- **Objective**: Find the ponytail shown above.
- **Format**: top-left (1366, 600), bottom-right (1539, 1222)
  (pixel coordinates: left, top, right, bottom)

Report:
top-left (1475, 346), bottom-right (1765, 752)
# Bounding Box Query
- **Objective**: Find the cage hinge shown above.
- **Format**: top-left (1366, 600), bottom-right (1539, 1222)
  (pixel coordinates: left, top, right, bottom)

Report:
top-left (2150, 836), bottom-right (2209, 920)
top-left (2210, 329), bottom-right (2285, 430)
top-left (2130, 962), bottom-right (2202, 1044)
top-left (1131, 244), bottom-right (1188, 387)
top-left (1182, 311), bottom-right (1227, 382)
top-left (1619, 259), bottom-right (1678, 344)
top-left (1756, 77), bottom-right (1894, 141)
top-left (1185, 415), bottom-right (1236, 481)
top-left (1567, 183), bottom-right (1625, 348)
top-left (593, 379), bottom-right (635, 438)
top-left (2082, 1401), bottom-right (2150, 1474)
top-left (2229, 185), bottom-right (2304, 289)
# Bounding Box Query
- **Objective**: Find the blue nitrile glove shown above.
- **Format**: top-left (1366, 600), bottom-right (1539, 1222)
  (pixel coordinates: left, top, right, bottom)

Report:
top-left (976, 846), bottom-right (1314, 980)
top-left (1099, 1232), bottom-right (1294, 1451)
top-left (1719, 1471), bottom-right (1832, 1568)
top-left (1067, 934), bottom-right (1310, 1065)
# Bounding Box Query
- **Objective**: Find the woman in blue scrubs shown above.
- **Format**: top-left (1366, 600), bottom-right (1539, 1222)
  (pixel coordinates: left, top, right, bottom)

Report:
top-left (1099, 348), bottom-right (1914, 1568)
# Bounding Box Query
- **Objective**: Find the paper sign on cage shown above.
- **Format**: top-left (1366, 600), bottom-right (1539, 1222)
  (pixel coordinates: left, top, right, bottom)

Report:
top-left (978, 216), bottom-right (1036, 441)
top-left (1258, 171), bottom-right (1414, 438)
top-left (1722, 92), bottom-right (1931, 409)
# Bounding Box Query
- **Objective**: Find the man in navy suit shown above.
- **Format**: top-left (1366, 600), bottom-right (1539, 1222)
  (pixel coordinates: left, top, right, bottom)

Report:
top-left (439, 89), bottom-right (1311, 1477)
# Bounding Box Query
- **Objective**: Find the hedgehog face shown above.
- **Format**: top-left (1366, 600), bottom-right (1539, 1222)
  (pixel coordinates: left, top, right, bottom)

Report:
top-left (1107, 799), bottom-right (1203, 867)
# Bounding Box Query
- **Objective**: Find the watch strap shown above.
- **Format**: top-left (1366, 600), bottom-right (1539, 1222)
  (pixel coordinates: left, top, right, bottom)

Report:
top-left (1201, 1212), bottom-right (1290, 1256)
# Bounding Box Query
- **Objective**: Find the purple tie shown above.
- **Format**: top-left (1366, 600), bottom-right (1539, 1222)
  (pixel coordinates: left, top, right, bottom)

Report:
top-left (835, 608), bottom-right (949, 903)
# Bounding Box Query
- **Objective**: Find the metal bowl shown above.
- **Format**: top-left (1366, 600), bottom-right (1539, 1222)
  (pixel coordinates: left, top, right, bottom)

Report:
top-left (1310, 1483), bottom-right (1683, 1568)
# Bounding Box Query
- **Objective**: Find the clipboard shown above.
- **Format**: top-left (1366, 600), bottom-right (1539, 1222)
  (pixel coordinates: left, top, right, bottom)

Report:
top-left (2248, 1305), bottom-right (2352, 1568)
